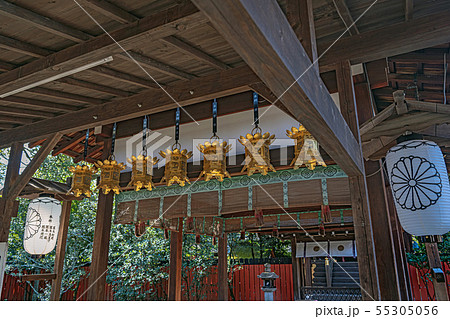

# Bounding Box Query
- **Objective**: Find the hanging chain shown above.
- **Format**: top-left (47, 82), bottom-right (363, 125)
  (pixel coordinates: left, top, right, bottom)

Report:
top-left (143, 115), bottom-right (148, 156)
top-left (173, 107), bottom-right (181, 149)
top-left (211, 98), bottom-right (218, 140)
top-left (252, 92), bottom-right (262, 134)
top-left (83, 128), bottom-right (89, 162)
top-left (110, 122), bottom-right (117, 159)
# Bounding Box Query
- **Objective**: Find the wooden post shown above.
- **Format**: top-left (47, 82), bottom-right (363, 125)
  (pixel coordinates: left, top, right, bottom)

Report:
top-left (0, 142), bottom-right (23, 300)
top-left (217, 233), bottom-right (228, 301)
top-left (87, 139), bottom-right (114, 301)
top-left (168, 218), bottom-right (183, 301)
top-left (425, 242), bottom-right (449, 301)
top-left (336, 60), bottom-right (380, 300)
top-left (50, 200), bottom-right (72, 301)
top-left (303, 257), bottom-right (312, 287)
top-left (290, 237), bottom-right (301, 300)
top-left (354, 76), bottom-right (401, 300)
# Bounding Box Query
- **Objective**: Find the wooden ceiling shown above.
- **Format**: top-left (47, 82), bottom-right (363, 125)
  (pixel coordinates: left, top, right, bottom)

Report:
top-left (0, 0), bottom-right (449, 161)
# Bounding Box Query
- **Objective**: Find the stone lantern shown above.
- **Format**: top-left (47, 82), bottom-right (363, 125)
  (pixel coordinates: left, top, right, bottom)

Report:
top-left (257, 263), bottom-right (279, 301)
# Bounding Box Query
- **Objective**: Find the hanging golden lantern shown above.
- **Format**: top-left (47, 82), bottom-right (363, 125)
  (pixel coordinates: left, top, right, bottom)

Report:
top-left (239, 129), bottom-right (276, 176)
top-left (286, 125), bottom-right (326, 170)
top-left (159, 147), bottom-right (192, 186)
top-left (197, 140), bottom-right (231, 182)
top-left (95, 159), bottom-right (126, 194)
top-left (127, 155), bottom-right (160, 191)
top-left (68, 164), bottom-right (96, 197)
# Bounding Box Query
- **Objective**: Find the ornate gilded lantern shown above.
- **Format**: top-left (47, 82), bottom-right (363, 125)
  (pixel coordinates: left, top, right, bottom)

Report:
top-left (68, 164), bottom-right (97, 197)
top-left (239, 130), bottom-right (276, 176)
top-left (68, 128), bottom-right (96, 198)
top-left (159, 147), bottom-right (192, 186)
top-left (95, 158), bottom-right (126, 194)
top-left (127, 155), bottom-right (159, 191)
top-left (286, 125), bottom-right (326, 170)
top-left (197, 98), bottom-right (232, 182)
top-left (95, 123), bottom-right (125, 195)
top-left (198, 140), bottom-right (231, 182)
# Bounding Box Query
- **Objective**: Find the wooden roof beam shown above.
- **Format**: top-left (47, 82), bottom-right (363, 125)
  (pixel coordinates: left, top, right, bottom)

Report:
top-left (0, 115), bottom-right (34, 125)
top-left (319, 10), bottom-right (450, 72)
top-left (0, 60), bottom-right (15, 72)
top-left (405, 0), bottom-right (413, 21)
top-left (332, 0), bottom-right (359, 36)
top-left (1, 96), bottom-right (80, 112)
top-left (52, 131), bottom-right (91, 156)
top-left (28, 87), bottom-right (106, 105)
top-left (161, 36), bottom-right (229, 70)
top-left (56, 77), bottom-right (132, 97)
top-left (88, 66), bottom-right (160, 89)
top-left (118, 52), bottom-right (196, 80)
top-left (78, 0), bottom-right (138, 24)
top-left (191, 0), bottom-right (364, 176)
top-left (0, 106), bottom-right (55, 119)
top-left (0, 0), bottom-right (91, 42)
top-left (0, 34), bottom-right (53, 58)
top-left (0, 2), bottom-right (205, 96)
top-left (0, 65), bottom-right (259, 148)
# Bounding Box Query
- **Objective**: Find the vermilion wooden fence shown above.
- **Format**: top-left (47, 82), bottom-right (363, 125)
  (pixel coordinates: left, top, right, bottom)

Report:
top-left (2, 263), bottom-right (449, 301)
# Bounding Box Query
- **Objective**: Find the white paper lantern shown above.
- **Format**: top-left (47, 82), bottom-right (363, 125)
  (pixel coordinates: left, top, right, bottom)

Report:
top-left (386, 140), bottom-right (450, 236)
top-left (23, 196), bottom-right (61, 255)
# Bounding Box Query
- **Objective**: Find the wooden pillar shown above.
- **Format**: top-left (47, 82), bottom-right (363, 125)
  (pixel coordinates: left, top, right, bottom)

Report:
top-left (425, 242), bottom-right (449, 301)
top-left (168, 218), bottom-right (183, 301)
top-left (291, 237), bottom-right (301, 300)
top-left (0, 142), bottom-right (23, 300)
top-left (87, 139), bottom-right (114, 301)
top-left (217, 233), bottom-right (228, 301)
top-left (50, 200), bottom-right (72, 301)
top-left (336, 61), bottom-right (380, 300)
top-left (354, 76), bottom-right (401, 300)
top-left (303, 257), bottom-right (312, 287)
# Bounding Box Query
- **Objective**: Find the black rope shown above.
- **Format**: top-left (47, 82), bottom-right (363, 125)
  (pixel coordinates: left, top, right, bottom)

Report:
top-left (111, 122), bottom-right (117, 156)
top-left (175, 107), bottom-right (180, 143)
top-left (253, 92), bottom-right (259, 127)
top-left (212, 98), bottom-right (218, 136)
top-left (83, 128), bottom-right (89, 161)
top-left (143, 116), bottom-right (148, 155)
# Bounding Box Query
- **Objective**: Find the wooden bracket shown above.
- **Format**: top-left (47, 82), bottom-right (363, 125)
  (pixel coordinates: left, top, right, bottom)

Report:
top-left (20, 273), bottom-right (56, 282)
top-left (393, 90), bottom-right (408, 115)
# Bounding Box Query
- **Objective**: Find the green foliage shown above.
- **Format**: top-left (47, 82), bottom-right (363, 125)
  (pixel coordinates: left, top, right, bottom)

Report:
top-left (228, 232), bottom-right (290, 260)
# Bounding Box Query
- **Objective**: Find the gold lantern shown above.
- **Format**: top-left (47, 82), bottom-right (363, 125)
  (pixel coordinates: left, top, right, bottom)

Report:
top-left (239, 129), bottom-right (276, 176)
top-left (68, 164), bottom-right (97, 197)
top-left (159, 147), bottom-right (192, 186)
top-left (286, 125), bottom-right (326, 170)
top-left (127, 155), bottom-right (160, 191)
top-left (198, 140), bottom-right (231, 182)
top-left (95, 159), bottom-right (126, 194)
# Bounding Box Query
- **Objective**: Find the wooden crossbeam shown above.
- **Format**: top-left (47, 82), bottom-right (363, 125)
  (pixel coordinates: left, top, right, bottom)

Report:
top-left (192, 0), bottom-right (364, 176)
top-left (2, 96), bottom-right (80, 112)
top-left (0, 0), bottom-right (91, 42)
top-left (0, 60), bottom-right (15, 71)
top-left (0, 115), bottom-right (34, 125)
top-left (0, 34), bottom-right (53, 58)
top-left (89, 66), bottom-right (160, 89)
top-left (0, 2), bottom-right (205, 96)
top-left (332, 0), bottom-right (359, 36)
top-left (20, 273), bottom-right (57, 282)
top-left (28, 87), bottom-right (106, 105)
top-left (74, 144), bottom-right (103, 163)
top-left (405, 0), bottom-right (413, 21)
top-left (52, 131), bottom-right (90, 156)
top-left (7, 133), bottom-right (62, 200)
top-left (56, 77), bottom-right (131, 97)
top-left (161, 36), bottom-right (229, 70)
top-left (79, 0), bottom-right (138, 24)
top-left (319, 10), bottom-right (450, 72)
top-left (0, 66), bottom-right (258, 148)
top-left (0, 106), bottom-right (55, 119)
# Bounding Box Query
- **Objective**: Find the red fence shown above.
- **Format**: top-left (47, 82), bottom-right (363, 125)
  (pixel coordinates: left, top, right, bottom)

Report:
top-left (2, 263), bottom-right (449, 301)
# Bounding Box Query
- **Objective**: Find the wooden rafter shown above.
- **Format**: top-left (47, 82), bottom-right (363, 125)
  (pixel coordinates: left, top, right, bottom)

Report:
top-left (79, 0), bottom-right (138, 24)
top-left (52, 131), bottom-right (91, 156)
top-left (332, 0), bottom-right (359, 36)
top-left (0, 0), bottom-right (91, 42)
top-left (0, 65), bottom-right (259, 148)
top-left (319, 10), bottom-right (450, 72)
top-left (192, 0), bottom-right (364, 176)
top-left (28, 87), bottom-right (106, 105)
top-left (56, 77), bottom-right (131, 97)
top-left (0, 2), bottom-right (205, 96)
top-left (0, 106), bottom-right (55, 119)
top-left (405, 0), bottom-right (413, 21)
top-left (1, 96), bottom-right (80, 112)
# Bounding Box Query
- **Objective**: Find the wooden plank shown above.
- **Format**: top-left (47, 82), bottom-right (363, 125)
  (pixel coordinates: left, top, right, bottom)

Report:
top-left (87, 139), bottom-right (114, 301)
top-left (7, 133), bottom-right (62, 200)
top-left (0, 0), bottom-right (91, 42)
top-left (161, 36), bottom-right (229, 70)
top-left (0, 2), bottom-right (205, 96)
top-left (319, 11), bottom-right (450, 72)
top-left (50, 200), bottom-right (72, 301)
top-left (2, 96), bottom-right (80, 112)
top-left (0, 34), bottom-right (53, 58)
top-left (332, 0), bottom-right (359, 35)
top-left (355, 78), bottom-right (401, 300)
top-left (192, 0), bottom-right (364, 176)
top-left (425, 243), bottom-right (449, 301)
top-left (28, 87), bottom-right (106, 105)
top-left (405, 0), bottom-right (413, 21)
top-left (119, 51), bottom-right (195, 80)
top-left (19, 273), bottom-right (57, 282)
top-left (89, 67), bottom-right (159, 89)
top-left (291, 237), bottom-right (301, 300)
top-left (0, 106), bottom-right (54, 119)
top-left (0, 65), bottom-right (258, 148)
top-left (0, 142), bottom-right (23, 242)
top-left (80, 0), bottom-right (138, 24)
top-left (56, 78), bottom-right (131, 97)
top-left (336, 60), bottom-right (380, 300)
top-left (218, 232), bottom-right (228, 301)
top-left (52, 132), bottom-right (90, 156)
top-left (393, 90), bottom-right (408, 115)
top-left (0, 60), bottom-right (15, 71)
top-left (168, 218), bottom-right (183, 301)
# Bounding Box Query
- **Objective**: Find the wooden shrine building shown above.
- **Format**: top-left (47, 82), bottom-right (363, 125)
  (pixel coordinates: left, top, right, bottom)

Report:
top-left (1, 0), bottom-right (450, 301)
